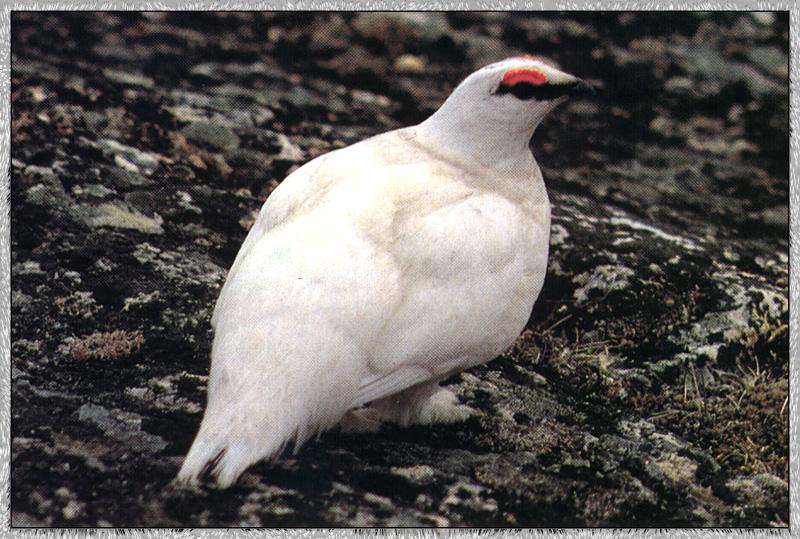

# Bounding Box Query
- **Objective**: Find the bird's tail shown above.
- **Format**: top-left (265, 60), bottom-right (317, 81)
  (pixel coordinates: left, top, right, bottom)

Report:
top-left (176, 408), bottom-right (260, 489)
top-left (176, 320), bottom-right (363, 488)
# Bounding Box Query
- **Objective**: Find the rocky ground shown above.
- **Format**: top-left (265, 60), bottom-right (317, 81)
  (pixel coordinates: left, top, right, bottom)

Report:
top-left (10, 12), bottom-right (789, 527)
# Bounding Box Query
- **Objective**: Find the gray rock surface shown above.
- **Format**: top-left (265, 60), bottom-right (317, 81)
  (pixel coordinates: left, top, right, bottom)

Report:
top-left (11, 12), bottom-right (788, 527)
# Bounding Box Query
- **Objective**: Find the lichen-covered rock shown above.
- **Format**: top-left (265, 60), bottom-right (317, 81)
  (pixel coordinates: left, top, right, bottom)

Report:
top-left (10, 11), bottom-right (788, 527)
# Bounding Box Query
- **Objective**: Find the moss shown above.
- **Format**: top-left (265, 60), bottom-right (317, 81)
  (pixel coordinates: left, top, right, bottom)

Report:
top-left (54, 291), bottom-right (102, 319)
top-left (90, 203), bottom-right (164, 234)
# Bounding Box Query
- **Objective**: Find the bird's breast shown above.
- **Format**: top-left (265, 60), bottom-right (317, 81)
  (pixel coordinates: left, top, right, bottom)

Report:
top-left (369, 188), bottom-right (550, 375)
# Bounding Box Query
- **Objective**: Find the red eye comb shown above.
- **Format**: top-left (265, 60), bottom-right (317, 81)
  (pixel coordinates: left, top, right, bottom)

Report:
top-left (501, 68), bottom-right (548, 87)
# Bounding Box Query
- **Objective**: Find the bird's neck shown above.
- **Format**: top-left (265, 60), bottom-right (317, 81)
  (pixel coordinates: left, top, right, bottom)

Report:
top-left (416, 106), bottom-right (546, 170)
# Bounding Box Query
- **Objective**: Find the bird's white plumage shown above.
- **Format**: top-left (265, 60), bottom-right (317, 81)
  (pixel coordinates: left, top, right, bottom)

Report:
top-left (178, 56), bottom-right (586, 488)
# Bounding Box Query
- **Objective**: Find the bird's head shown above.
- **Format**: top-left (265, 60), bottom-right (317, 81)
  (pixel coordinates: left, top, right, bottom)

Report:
top-left (419, 56), bottom-right (593, 164)
top-left (440, 56), bottom-right (593, 131)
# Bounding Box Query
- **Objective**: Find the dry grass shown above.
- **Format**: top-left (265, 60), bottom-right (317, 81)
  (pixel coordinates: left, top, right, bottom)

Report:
top-left (59, 330), bottom-right (144, 360)
top-left (515, 307), bottom-right (788, 481)
top-left (634, 376), bottom-right (788, 479)
top-left (630, 328), bottom-right (788, 480)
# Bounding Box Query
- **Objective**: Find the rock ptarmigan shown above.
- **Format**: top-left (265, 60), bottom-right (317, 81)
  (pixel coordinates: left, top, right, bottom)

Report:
top-left (177, 56), bottom-right (592, 488)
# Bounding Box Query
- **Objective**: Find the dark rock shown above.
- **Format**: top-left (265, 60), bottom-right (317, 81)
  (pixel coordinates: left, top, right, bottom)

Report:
top-left (223, 148), bottom-right (273, 169)
top-left (10, 11), bottom-right (788, 528)
top-left (759, 206), bottom-right (789, 229)
top-left (12, 260), bottom-right (45, 277)
top-left (181, 121), bottom-right (241, 151)
top-left (746, 46), bottom-right (789, 81)
top-left (77, 404), bottom-right (168, 455)
top-left (12, 290), bottom-right (34, 312)
top-left (21, 168), bottom-right (71, 213)
top-left (82, 202), bottom-right (164, 235)
top-left (95, 138), bottom-right (161, 175)
top-left (102, 68), bottom-right (155, 89)
top-left (106, 167), bottom-right (155, 189)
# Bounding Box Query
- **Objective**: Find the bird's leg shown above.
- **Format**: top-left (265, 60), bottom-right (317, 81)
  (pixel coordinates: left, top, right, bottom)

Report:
top-left (370, 381), bottom-right (475, 427)
top-left (339, 381), bottom-right (475, 433)
top-left (338, 406), bottom-right (385, 433)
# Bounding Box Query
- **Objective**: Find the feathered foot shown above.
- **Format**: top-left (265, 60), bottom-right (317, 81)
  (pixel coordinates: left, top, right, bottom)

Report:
top-left (342, 381), bottom-right (475, 430)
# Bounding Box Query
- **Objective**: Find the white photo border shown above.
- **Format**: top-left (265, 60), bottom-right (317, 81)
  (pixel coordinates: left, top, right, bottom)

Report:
top-left (1, 1), bottom-right (795, 536)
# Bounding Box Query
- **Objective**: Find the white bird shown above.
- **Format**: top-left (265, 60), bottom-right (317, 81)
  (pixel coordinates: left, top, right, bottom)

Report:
top-left (177, 56), bottom-right (592, 488)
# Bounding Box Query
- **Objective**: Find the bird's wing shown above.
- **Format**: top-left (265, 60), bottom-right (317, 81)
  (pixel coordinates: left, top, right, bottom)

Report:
top-left (211, 153), bottom-right (333, 328)
top-left (211, 126), bottom-right (423, 328)
top-left (353, 365), bottom-right (434, 407)
top-left (350, 184), bottom-right (547, 407)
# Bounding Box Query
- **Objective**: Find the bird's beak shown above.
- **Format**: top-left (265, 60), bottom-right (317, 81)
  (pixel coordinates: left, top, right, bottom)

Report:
top-left (568, 78), bottom-right (596, 97)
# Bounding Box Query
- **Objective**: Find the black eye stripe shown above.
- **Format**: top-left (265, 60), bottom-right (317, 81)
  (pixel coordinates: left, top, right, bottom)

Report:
top-left (495, 81), bottom-right (577, 100)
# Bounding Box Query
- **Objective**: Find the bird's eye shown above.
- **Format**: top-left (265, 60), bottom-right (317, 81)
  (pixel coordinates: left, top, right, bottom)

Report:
top-left (500, 82), bottom-right (540, 100)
